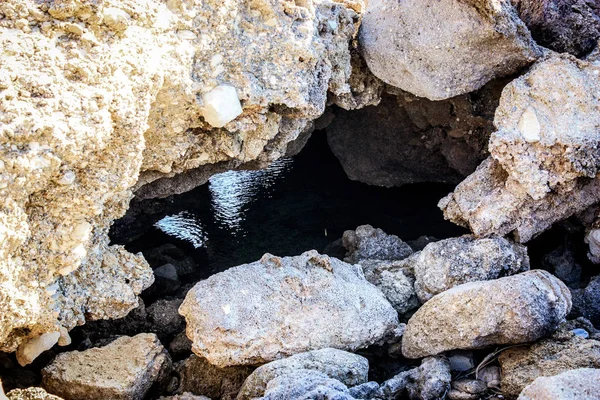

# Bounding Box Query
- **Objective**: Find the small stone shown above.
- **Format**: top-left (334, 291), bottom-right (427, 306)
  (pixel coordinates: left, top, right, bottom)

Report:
top-left (342, 225), bottom-right (413, 264)
top-left (16, 332), bottom-right (60, 366)
top-left (518, 368), bottom-right (600, 400)
top-left (518, 107), bottom-right (541, 143)
top-left (451, 379), bottom-right (486, 394)
top-left (201, 85), bottom-right (243, 128)
top-left (571, 328), bottom-right (590, 339)
top-left (360, 260), bottom-right (419, 315)
top-left (348, 382), bottom-right (380, 399)
top-left (477, 366), bottom-right (500, 390)
top-left (378, 357), bottom-right (451, 400)
top-left (447, 351), bottom-right (475, 373)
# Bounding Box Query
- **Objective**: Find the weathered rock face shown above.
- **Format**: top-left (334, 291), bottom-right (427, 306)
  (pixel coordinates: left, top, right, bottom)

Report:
top-left (440, 52), bottom-right (600, 242)
top-left (572, 275), bottom-right (600, 326)
top-left (402, 270), bottom-right (571, 359)
top-left (360, 260), bottom-right (419, 315)
top-left (342, 225), bottom-right (413, 264)
top-left (400, 235), bottom-right (530, 302)
top-left (359, 0), bottom-right (541, 100)
top-left (327, 79), bottom-right (507, 187)
top-left (237, 348), bottom-right (368, 400)
top-left (179, 251), bottom-right (400, 367)
top-left (258, 369), bottom-right (355, 400)
top-left (518, 368), bottom-right (600, 400)
top-left (498, 331), bottom-right (600, 397)
top-left (512, 0), bottom-right (600, 57)
top-left (0, 0), bottom-right (362, 353)
top-left (42, 334), bottom-right (171, 400)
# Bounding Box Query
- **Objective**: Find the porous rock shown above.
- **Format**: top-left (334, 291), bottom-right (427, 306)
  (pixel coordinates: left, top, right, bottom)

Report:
top-left (6, 388), bottom-right (63, 400)
top-left (518, 368), bottom-right (600, 400)
top-left (342, 225), bottom-right (413, 264)
top-left (237, 348), bottom-right (368, 400)
top-left (441, 53), bottom-right (600, 242)
top-left (258, 369), bottom-right (355, 400)
top-left (0, 0), bottom-right (362, 352)
top-left (42, 333), bottom-right (171, 400)
top-left (179, 251), bottom-right (400, 367)
top-left (378, 356), bottom-right (451, 400)
top-left (359, 0), bottom-right (541, 100)
top-left (402, 270), bottom-right (571, 359)
top-left (498, 330), bottom-right (600, 397)
top-left (400, 235), bottom-right (529, 302)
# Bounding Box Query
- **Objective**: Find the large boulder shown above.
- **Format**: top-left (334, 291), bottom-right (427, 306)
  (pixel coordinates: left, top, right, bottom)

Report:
top-left (42, 334), bottom-right (171, 400)
top-left (441, 52), bottom-right (600, 242)
top-left (179, 251), bottom-right (400, 367)
top-left (0, 0), bottom-right (362, 353)
top-left (518, 368), bottom-right (600, 400)
top-left (399, 235), bottom-right (530, 302)
top-left (402, 270), bottom-right (571, 359)
top-left (359, 0), bottom-right (541, 100)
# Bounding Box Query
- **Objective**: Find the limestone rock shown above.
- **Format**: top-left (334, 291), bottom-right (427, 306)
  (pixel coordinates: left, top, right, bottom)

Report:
top-left (399, 235), bottom-right (529, 302)
top-left (175, 355), bottom-right (254, 400)
top-left (0, 0), bottom-right (362, 352)
top-left (402, 270), bottom-right (571, 359)
top-left (258, 369), bottom-right (355, 400)
top-left (6, 388), bottom-right (63, 400)
top-left (512, 0), bottom-right (600, 57)
top-left (498, 331), bottom-right (600, 397)
top-left (359, 260), bottom-right (419, 315)
top-left (342, 225), bottom-right (413, 264)
top-left (440, 53), bottom-right (600, 242)
top-left (518, 368), bottom-right (600, 400)
top-left (16, 332), bottom-right (61, 367)
top-left (359, 0), bottom-right (541, 100)
top-left (378, 357), bottom-right (451, 400)
top-left (237, 348), bottom-right (368, 400)
top-left (179, 251), bottom-right (400, 367)
top-left (42, 333), bottom-right (171, 400)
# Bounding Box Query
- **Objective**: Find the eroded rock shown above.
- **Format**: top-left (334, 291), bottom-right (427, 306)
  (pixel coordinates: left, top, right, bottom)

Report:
top-left (402, 270), bottom-right (571, 359)
top-left (518, 368), bottom-right (600, 400)
top-left (6, 388), bottom-right (63, 400)
top-left (342, 225), bottom-right (413, 264)
top-left (360, 260), bottom-right (419, 315)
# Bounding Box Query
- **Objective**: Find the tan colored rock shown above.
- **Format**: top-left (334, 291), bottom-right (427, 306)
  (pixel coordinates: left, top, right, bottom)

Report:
top-left (42, 334), bottom-right (171, 400)
top-left (402, 270), bottom-right (571, 359)
top-left (440, 52), bottom-right (600, 242)
top-left (518, 368), bottom-right (600, 400)
top-left (6, 388), bottom-right (63, 400)
top-left (0, 0), bottom-right (362, 353)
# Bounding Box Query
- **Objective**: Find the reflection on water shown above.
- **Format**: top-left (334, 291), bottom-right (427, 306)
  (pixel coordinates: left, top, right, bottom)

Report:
top-left (154, 212), bottom-right (206, 248)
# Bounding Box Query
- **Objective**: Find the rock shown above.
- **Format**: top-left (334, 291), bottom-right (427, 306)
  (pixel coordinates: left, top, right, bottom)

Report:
top-left (348, 382), bottom-right (380, 400)
top-left (258, 369), bottom-right (355, 400)
top-left (200, 85), bottom-right (243, 128)
top-left (146, 264), bottom-right (181, 299)
top-left (180, 251), bottom-right (399, 367)
top-left (450, 379), bottom-right (487, 397)
top-left (542, 241), bottom-right (582, 286)
top-left (478, 366), bottom-right (501, 390)
top-left (237, 348), bottom-right (368, 400)
top-left (42, 333), bottom-right (171, 400)
top-left (447, 351), bottom-right (475, 373)
top-left (16, 332), bottom-right (61, 367)
top-left (498, 331), bottom-right (600, 397)
top-left (518, 368), bottom-right (600, 400)
top-left (359, 0), bottom-right (541, 100)
top-left (572, 276), bottom-right (600, 325)
top-left (0, 0), bottom-right (362, 352)
top-left (378, 357), bottom-right (451, 400)
top-left (359, 260), bottom-right (419, 315)
top-left (327, 79), bottom-right (505, 187)
top-left (440, 53), bottom-right (600, 242)
top-left (175, 355), bottom-right (253, 400)
top-left (159, 394), bottom-right (210, 400)
top-left (6, 388), bottom-right (63, 400)
top-left (587, 229), bottom-right (600, 264)
top-left (400, 235), bottom-right (529, 302)
top-left (147, 299), bottom-right (185, 339)
top-left (342, 225), bottom-right (413, 264)
top-left (402, 270), bottom-right (572, 359)
top-left (512, 0), bottom-right (600, 57)
top-left (169, 331), bottom-right (193, 360)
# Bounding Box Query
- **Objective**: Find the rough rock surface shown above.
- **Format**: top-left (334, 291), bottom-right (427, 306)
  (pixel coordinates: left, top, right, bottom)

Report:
top-left (399, 235), bottom-right (530, 302)
top-left (359, 0), bottom-right (541, 100)
top-left (402, 270), bottom-right (571, 359)
top-left (440, 53), bottom-right (600, 242)
top-left (42, 333), bottom-right (171, 400)
top-left (159, 395), bottom-right (210, 400)
top-left (359, 260), bottom-right (419, 315)
top-left (175, 355), bottom-right (254, 400)
top-left (0, 0), bottom-right (362, 352)
top-left (342, 225), bottom-right (413, 264)
top-left (237, 348), bottom-right (368, 400)
top-left (572, 275), bottom-right (600, 325)
top-left (518, 368), bottom-right (600, 400)
top-left (179, 251), bottom-right (400, 367)
top-left (512, 0), bottom-right (600, 57)
top-left (6, 388), bottom-right (63, 400)
top-left (498, 330), bottom-right (600, 397)
top-left (378, 357), bottom-right (451, 400)
top-left (258, 369), bottom-right (354, 400)
top-left (327, 80), bottom-right (506, 187)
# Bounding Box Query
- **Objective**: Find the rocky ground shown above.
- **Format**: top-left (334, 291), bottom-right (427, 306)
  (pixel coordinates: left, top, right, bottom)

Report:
top-left (1, 0), bottom-right (600, 399)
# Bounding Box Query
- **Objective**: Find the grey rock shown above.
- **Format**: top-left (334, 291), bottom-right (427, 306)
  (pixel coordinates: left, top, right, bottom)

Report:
top-left (168, 331), bottom-right (193, 360)
top-left (359, 0), bottom-right (541, 100)
top-left (451, 379), bottom-right (487, 395)
top-left (518, 368), bottom-right (600, 400)
top-left (343, 225), bottom-right (413, 264)
top-left (348, 382), bottom-right (380, 400)
top-left (576, 276), bottom-right (600, 326)
top-left (159, 394), bottom-right (211, 400)
top-left (147, 299), bottom-right (185, 338)
top-left (258, 369), bottom-right (355, 400)
top-left (542, 242), bottom-right (582, 286)
top-left (176, 355), bottom-right (253, 400)
top-left (179, 251), bottom-right (400, 367)
top-left (402, 270), bottom-right (572, 359)
top-left (147, 264), bottom-right (181, 298)
top-left (447, 351), bottom-right (475, 373)
top-left (237, 348), bottom-right (368, 400)
top-left (378, 357), bottom-right (451, 400)
top-left (360, 260), bottom-right (419, 315)
top-left (400, 235), bottom-right (529, 303)
top-left (477, 366), bottom-right (501, 390)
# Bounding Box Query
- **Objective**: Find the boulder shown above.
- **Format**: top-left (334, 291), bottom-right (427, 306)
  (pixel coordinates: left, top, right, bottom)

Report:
top-left (42, 334), bottom-right (171, 400)
top-left (440, 53), bottom-right (600, 242)
top-left (360, 260), bottom-right (419, 315)
top-left (402, 270), bottom-right (571, 359)
top-left (6, 388), bottom-right (63, 400)
top-left (498, 331), bottom-right (600, 397)
top-left (237, 348), bottom-right (368, 400)
top-left (400, 235), bottom-right (529, 302)
top-left (179, 251), bottom-right (400, 367)
top-left (342, 225), bottom-right (413, 264)
top-left (175, 355), bottom-right (254, 400)
top-left (518, 368), bottom-right (600, 400)
top-left (258, 369), bottom-right (355, 400)
top-left (378, 357), bottom-right (451, 400)
top-left (359, 0), bottom-right (541, 100)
